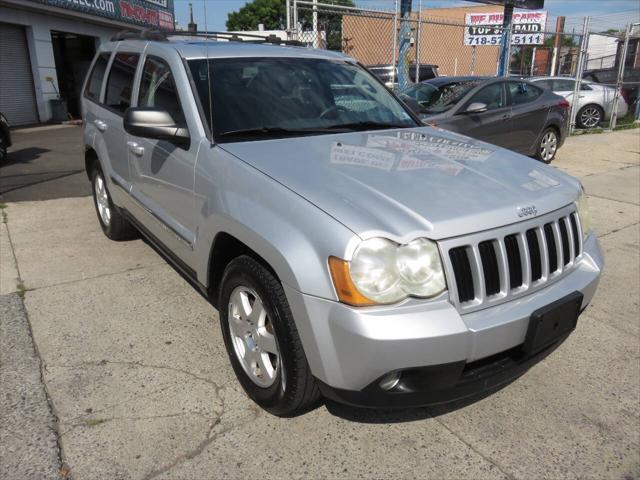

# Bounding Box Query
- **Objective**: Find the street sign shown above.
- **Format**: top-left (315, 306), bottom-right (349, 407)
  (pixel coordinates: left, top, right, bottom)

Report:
top-left (464, 10), bottom-right (547, 45)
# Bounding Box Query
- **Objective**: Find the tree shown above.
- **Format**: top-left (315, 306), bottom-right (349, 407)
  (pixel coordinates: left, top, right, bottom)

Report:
top-left (226, 0), bottom-right (355, 51)
top-left (226, 0), bottom-right (285, 31)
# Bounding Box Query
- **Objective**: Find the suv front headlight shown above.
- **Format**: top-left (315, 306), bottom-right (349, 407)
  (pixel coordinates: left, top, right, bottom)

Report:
top-left (329, 237), bottom-right (446, 306)
top-left (576, 189), bottom-right (591, 238)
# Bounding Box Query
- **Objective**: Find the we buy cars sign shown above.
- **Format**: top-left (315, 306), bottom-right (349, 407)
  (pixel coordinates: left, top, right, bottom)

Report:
top-left (464, 10), bottom-right (547, 46)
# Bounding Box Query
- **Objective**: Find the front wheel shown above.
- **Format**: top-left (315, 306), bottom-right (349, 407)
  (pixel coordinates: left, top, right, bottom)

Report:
top-left (219, 255), bottom-right (320, 416)
top-left (535, 128), bottom-right (558, 164)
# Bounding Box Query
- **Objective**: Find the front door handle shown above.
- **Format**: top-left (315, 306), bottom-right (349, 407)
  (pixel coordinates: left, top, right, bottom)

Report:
top-left (94, 119), bottom-right (107, 132)
top-left (127, 141), bottom-right (144, 156)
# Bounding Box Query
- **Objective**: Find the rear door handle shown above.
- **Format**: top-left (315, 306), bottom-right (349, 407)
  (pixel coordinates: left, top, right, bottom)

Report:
top-left (94, 119), bottom-right (107, 132)
top-left (127, 141), bottom-right (144, 156)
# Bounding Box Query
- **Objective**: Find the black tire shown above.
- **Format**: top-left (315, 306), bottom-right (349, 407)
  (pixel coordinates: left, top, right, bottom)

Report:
top-left (90, 166), bottom-right (137, 241)
top-left (219, 255), bottom-right (320, 416)
top-left (535, 127), bottom-right (559, 164)
top-left (0, 132), bottom-right (7, 164)
top-left (576, 104), bottom-right (603, 129)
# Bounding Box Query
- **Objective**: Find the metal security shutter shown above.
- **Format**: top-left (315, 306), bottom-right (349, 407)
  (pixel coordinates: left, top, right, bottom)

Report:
top-left (0, 23), bottom-right (38, 125)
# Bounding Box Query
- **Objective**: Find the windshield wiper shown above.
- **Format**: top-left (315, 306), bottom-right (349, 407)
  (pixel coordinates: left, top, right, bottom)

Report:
top-left (219, 126), bottom-right (330, 138)
top-left (323, 121), bottom-right (412, 131)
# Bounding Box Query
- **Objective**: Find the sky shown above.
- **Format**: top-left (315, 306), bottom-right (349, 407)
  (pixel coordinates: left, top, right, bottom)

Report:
top-left (174, 0), bottom-right (640, 33)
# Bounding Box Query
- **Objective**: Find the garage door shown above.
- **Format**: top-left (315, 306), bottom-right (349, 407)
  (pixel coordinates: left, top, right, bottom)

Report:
top-left (0, 23), bottom-right (39, 126)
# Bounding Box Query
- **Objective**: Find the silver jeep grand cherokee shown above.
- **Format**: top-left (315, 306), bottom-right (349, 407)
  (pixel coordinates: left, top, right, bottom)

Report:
top-left (81, 31), bottom-right (603, 416)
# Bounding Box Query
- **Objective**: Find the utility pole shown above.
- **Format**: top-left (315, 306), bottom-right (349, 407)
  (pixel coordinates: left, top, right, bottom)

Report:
top-left (286, 0), bottom-right (291, 34)
top-left (497, 0), bottom-right (514, 76)
top-left (397, 0), bottom-right (413, 90)
top-left (312, 0), bottom-right (318, 48)
top-left (416, 0), bottom-right (422, 82)
top-left (187, 3), bottom-right (197, 33)
top-left (550, 16), bottom-right (565, 76)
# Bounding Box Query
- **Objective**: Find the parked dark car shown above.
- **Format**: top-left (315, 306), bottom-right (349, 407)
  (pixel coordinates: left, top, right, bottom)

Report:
top-left (367, 63), bottom-right (439, 89)
top-left (399, 76), bottom-right (570, 163)
top-left (0, 112), bottom-right (11, 163)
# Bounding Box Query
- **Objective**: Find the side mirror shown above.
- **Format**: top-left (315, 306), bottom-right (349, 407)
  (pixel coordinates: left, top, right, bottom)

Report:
top-left (124, 107), bottom-right (189, 146)
top-left (400, 95), bottom-right (422, 114)
top-left (465, 102), bottom-right (488, 114)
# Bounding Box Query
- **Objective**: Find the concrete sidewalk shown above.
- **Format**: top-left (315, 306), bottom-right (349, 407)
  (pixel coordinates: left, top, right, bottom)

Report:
top-left (0, 129), bottom-right (638, 479)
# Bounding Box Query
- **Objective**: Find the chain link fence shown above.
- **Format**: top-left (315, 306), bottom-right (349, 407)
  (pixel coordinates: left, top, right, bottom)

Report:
top-left (285, 1), bottom-right (640, 133)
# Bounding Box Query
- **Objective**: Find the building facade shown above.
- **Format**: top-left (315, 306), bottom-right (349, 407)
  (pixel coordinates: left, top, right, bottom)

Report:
top-left (0, 0), bottom-right (174, 125)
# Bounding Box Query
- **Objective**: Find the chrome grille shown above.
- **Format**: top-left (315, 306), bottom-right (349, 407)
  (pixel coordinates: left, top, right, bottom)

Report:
top-left (440, 205), bottom-right (583, 313)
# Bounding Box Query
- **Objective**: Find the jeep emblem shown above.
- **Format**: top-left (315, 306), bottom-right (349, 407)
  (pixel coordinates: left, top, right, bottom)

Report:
top-left (518, 205), bottom-right (537, 217)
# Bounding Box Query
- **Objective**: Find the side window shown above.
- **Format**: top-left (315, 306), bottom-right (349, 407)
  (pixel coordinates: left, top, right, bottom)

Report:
top-left (535, 79), bottom-right (553, 90)
top-left (507, 82), bottom-right (543, 105)
top-left (85, 53), bottom-right (110, 102)
top-left (138, 57), bottom-right (186, 126)
top-left (580, 83), bottom-right (593, 91)
top-left (553, 79), bottom-right (575, 92)
top-left (470, 83), bottom-right (506, 111)
top-left (104, 53), bottom-right (139, 113)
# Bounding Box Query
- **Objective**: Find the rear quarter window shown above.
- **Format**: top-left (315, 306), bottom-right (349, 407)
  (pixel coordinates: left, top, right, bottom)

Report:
top-left (84, 53), bottom-right (110, 102)
top-left (508, 82), bottom-right (543, 105)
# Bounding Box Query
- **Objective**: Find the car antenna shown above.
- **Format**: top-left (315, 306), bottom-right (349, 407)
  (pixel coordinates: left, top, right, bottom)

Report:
top-left (203, 0), bottom-right (214, 146)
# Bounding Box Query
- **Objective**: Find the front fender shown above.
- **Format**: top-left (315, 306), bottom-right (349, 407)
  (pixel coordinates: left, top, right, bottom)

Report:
top-left (193, 143), bottom-right (358, 300)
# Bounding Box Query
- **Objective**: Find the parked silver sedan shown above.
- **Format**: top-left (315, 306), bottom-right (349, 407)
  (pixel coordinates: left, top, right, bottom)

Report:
top-left (530, 76), bottom-right (628, 129)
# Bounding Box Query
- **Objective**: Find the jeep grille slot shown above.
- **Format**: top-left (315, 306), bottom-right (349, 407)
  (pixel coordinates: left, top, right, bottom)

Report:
top-left (558, 219), bottom-right (571, 266)
top-left (479, 241), bottom-right (500, 297)
top-left (504, 234), bottom-right (523, 289)
top-left (441, 207), bottom-right (582, 312)
top-left (526, 229), bottom-right (542, 282)
top-left (449, 247), bottom-right (475, 303)
top-left (544, 223), bottom-right (558, 273)
top-left (569, 213), bottom-right (581, 257)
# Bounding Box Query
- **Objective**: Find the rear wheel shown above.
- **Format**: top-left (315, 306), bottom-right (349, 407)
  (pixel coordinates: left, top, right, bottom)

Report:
top-left (0, 132), bottom-right (7, 163)
top-left (576, 104), bottom-right (603, 129)
top-left (90, 166), bottom-right (136, 240)
top-left (219, 255), bottom-right (320, 416)
top-left (535, 128), bottom-right (558, 164)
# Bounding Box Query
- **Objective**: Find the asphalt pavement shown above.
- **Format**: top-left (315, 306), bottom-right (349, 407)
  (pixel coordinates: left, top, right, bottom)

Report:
top-left (0, 126), bottom-right (638, 479)
top-left (0, 125), bottom-right (88, 203)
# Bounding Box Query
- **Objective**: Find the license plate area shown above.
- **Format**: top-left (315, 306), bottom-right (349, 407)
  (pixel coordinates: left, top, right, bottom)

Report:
top-left (523, 291), bottom-right (583, 356)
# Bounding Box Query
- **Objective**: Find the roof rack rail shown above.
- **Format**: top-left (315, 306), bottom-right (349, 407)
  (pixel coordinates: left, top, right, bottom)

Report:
top-left (111, 29), bottom-right (167, 42)
top-left (110, 29), bottom-right (304, 47)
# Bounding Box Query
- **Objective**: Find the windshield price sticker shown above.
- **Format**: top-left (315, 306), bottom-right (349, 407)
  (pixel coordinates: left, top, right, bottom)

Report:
top-left (464, 10), bottom-right (547, 46)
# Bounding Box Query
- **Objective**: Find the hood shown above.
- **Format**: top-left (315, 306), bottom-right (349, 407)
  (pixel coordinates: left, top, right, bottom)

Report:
top-left (221, 126), bottom-right (580, 240)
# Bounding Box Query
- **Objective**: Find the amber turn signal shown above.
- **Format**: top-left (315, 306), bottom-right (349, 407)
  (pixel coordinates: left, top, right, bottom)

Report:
top-left (328, 256), bottom-right (377, 307)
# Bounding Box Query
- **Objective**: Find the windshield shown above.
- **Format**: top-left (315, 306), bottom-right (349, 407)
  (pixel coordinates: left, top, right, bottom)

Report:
top-left (401, 80), bottom-right (481, 115)
top-left (188, 57), bottom-right (417, 142)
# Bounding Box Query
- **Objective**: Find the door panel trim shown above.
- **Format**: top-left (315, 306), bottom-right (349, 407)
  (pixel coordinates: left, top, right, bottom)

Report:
top-left (111, 174), bottom-right (194, 251)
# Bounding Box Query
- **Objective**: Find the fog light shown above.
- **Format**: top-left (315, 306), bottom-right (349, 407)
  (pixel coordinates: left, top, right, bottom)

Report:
top-left (379, 371), bottom-right (401, 391)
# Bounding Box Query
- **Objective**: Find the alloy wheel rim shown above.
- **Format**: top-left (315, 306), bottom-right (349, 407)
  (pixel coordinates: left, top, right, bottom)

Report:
top-left (94, 174), bottom-right (111, 226)
top-left (581, 107), bottom-right (601, 128)
top-left (540, 131), bottom-right (557, 162)
top-left (228, 286), bottom-right (281, 388)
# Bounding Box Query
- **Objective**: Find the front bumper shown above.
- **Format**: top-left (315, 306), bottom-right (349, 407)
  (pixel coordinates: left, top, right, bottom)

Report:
top-left (284, 234), bottom-right (603, 407)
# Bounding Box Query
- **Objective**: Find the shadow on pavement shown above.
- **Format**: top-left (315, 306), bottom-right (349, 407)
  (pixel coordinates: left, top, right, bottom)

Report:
top-left (4, 147), bottom-right (51, 165)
